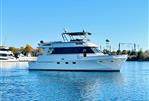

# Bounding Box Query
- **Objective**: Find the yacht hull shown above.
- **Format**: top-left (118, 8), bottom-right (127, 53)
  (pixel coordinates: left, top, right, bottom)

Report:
top-left (29, 55), bottom-right (127, 72)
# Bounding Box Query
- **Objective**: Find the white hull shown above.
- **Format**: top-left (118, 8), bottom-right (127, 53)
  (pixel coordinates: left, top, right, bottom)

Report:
top-left (0, 59), bottom-right (18, 62)
top-left (17, 57), bottom-right (37, 62)
top-left (29, 55), bottom-right (127, 71)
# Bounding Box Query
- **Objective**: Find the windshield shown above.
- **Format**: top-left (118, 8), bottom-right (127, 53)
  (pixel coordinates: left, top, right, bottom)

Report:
top-left (91, 47), bottom-right (102, 53)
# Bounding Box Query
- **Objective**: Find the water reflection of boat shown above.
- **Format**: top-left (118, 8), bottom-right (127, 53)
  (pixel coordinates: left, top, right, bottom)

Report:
top-left (31, 71), bottom-right (124, 101)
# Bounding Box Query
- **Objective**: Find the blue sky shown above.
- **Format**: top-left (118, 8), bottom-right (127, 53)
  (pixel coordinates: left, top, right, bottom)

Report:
top-left (0, 0), bottom-right (148, 50)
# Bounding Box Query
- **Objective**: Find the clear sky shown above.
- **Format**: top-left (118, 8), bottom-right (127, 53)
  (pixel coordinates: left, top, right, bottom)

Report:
top-left (0, 0), bottom-right (148, 50)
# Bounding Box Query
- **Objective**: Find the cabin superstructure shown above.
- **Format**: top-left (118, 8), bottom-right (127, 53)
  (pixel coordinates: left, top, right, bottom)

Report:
top-left (38, 31), bottom-right (101, 55)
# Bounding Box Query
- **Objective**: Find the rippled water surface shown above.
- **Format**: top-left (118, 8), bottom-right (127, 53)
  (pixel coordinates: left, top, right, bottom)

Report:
top-left (0, 62), bottom-right (149, 101)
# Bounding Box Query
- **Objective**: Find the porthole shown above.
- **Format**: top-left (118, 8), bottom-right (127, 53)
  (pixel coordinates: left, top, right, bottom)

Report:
top-left (72, 62), bottom-right (76, 64)
top-left (110, 60), bottom-right (114, 62)
top-left (65, 62), bottom-right (68, 64)
top-left (57, 62), bottom-right (60, 64)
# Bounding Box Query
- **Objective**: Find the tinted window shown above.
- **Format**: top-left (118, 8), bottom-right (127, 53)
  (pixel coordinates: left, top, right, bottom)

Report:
top-left (0, 54), bottom-right (7, 56)
top-left (51, 47), bottom-right (94, 54)
top-left (8, 54), bottom-right (13, 56)
top-left (0, 49), bottom-right (8, 51)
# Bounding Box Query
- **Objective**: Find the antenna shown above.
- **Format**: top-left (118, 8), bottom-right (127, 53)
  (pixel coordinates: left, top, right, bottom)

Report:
top-left (63, 28), bottom-right (68, 33)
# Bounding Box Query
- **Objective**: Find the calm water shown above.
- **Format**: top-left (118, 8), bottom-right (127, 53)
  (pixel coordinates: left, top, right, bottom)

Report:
top-left (0, 62), bottom-right (149, 101)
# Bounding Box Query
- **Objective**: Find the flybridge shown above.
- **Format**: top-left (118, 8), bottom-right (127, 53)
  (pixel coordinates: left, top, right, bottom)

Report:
top-left (62, 31), bottom-right (92, 42)
top-left (38, 31), bottom-right (93, 47)
top-left (62, 31), bottom-right (92, 36)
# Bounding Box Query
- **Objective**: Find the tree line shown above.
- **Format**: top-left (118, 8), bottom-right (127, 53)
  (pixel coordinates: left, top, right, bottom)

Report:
top-left (9, 45), bottom-right (149, 61)
top-left (103, 49), bottom-right (149, 61)
top-left (9, 44), bottom-right (39, 57)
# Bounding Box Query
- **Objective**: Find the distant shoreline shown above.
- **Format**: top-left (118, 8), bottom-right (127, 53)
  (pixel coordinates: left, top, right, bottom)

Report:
top-left (3, 45), bottom-right (149, 62)
top-left (126, 60), bottom-right (149, 62)
top-left (127, 57), bottom-right (149, 61)
top-left (109, 50), bottom-right (149, 62)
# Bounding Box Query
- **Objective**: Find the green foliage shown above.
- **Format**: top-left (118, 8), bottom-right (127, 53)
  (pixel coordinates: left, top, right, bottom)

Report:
top-left (9, 47), bottom-right (19, 54)
top-left (9, 45), bottom-right (33, 56)
top-left (130, 51), bottom-right (137, 55)
top-left (121, 50), bottom-right (127, 54)
top-left (113, 49), bottom-right (149, 61)
top-left (24, 44), bottom-right (33, 53)
top-left (116, 50), bottom-right (121, 55)
top-left (127, 50), bottom-right (131, 55)
top-left (111, 51), bottom-right (117, 55)
top-left (126, 50), bottom-right (149, 61)
top-left (137, 50), bottom-right (144, 60)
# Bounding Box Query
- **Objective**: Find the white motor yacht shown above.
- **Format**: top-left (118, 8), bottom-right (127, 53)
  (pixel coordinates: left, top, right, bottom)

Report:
top-left (0, 46), bottom-right (17, 61)
top-left (29, 31), bottom-right (127, 71)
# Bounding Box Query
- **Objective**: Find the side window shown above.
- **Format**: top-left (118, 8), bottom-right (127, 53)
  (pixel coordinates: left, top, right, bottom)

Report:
top-left (0, 54), bottom-right (7, 56)
top-left (51, 47), bottom-right (94, 54)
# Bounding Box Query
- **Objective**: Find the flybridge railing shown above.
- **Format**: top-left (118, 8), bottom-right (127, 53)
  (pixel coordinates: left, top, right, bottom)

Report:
top-left (61, 31), bottom-right (92, 42)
